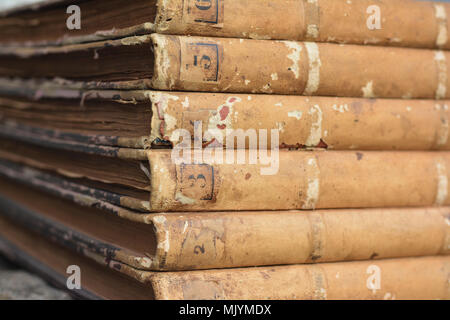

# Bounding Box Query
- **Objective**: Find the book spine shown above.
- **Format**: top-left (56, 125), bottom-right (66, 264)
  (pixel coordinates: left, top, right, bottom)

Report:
top-left (149, 256), bottom-right (450, 300)
top-left (147, 150), bottom-right (450, 212)
top-left (150, 34), bottom-right (450, 99)
top-left (150, 208), bottom-right (450, 270)
top-left (156, 0), bottom-right (450, 50)
top-left (149, 91), bottom-right (450, 150)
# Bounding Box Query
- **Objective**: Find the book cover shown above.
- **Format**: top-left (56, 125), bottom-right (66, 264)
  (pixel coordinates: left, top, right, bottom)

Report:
top-left (2, 0), bottom-right (449, 50)
top-left (0, 78), bottom-right (449, 150)
top-left (1, 136), bottom-right (450, 212)
top-left (0, 34), bottom-right (448, 98)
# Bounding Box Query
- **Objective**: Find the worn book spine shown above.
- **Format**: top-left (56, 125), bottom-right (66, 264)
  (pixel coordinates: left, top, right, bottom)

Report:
top-left (142, 256), bottom-right (450, 300)
top-left (2, 0), bottom-right (449, 50)
top-left (150, 208), bottom-right (450, 270)
top-left (2, 76), bottom-right (450, 150)
top-left (149, 91), bottom-right (450, 150)
top-left (151, 34), bottom-right (450, 99)
top-left (156, 0), bottom-right (450, 50)
top-left (1, 78), bottom-right (450, 150)
top-left (2, 34), bottom-right (447, 98)
top-left (148, 150), bottom-right (450, 212)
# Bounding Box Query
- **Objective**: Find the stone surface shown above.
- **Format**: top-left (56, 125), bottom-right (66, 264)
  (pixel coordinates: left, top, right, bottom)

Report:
top-left (0, 255), bottom-right (71, 300)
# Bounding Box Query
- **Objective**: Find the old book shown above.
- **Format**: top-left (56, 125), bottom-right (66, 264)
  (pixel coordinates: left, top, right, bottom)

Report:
top-left (155, 0), bottom-right (450, 50)
top-left (0, 34), bottom-right (448, 98)
top-left (1, 0), bottom-right (449, 50)
top-left (0, 171), bottom-right (448, 271)
top-left (0, 136), bottom-right (449, 212)
top-left (0, 79), bottom-right (449, 150)
top-left (1, 214), bottom-right (448, 300)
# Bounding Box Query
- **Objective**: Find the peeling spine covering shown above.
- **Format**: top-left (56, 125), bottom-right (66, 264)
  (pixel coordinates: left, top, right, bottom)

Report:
top-left (435, 51), bottom-right (448, 99)
top-left (303, 42), bottom-right (321, 95)
top-left (435, 4), bottom-right (448, 48)
top-left (302, 156), bottom-right (320, 209)
top-left (150, 34), bottom-right (171, 90)
top-left (304, 104), bottom-right (323, 147)
top-left (283, 41), bottom-right (302, 79)
top-left (150, 215), bottom-right (170, 269)
top-left (147, 91), bottom-right (180, 145)
top-left (435, 160), bottom-right (448, 206)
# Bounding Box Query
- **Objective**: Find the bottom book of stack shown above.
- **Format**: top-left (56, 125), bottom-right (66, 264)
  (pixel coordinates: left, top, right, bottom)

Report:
top-left (0, 167), bottom-right (448, 300)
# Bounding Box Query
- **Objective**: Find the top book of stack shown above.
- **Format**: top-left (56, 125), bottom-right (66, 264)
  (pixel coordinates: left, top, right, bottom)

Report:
top-left (0, 0), bottom-right (449, 49)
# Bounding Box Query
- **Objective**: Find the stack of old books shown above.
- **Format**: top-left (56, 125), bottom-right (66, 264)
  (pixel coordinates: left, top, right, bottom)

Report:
top-left (0, 0), bottom-right (448, 300)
